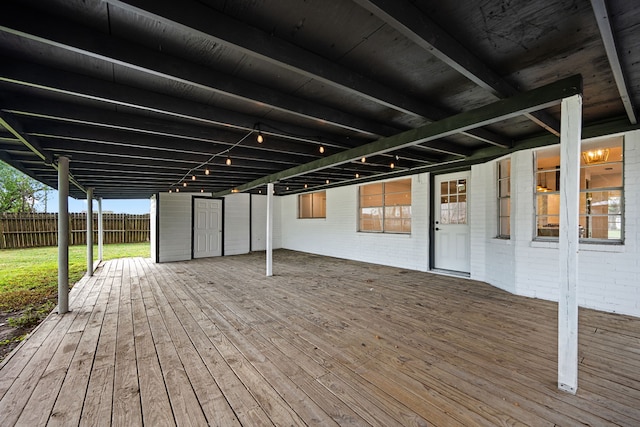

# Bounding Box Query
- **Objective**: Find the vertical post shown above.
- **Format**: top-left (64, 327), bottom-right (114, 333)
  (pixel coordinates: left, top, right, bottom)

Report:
top-left (98, 197), bottom-right (104, 261)
top-left (266, 183), bottom-right (274, 277)
top-left (86, 187), bottom-right (94, 276)
top-left (57, 156), bottom-right (69, 314)
top-left (558, 94), bottom-right (582, 394)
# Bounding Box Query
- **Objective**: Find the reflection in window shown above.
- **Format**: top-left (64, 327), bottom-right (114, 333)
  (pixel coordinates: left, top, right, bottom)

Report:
top-left (359, 178), bottom-right (411, 233)
top-left (298, 191), bottom-right (326, 218)
top-left (535, 137), bottom-right (623, 241)
top-left (440, 179), bottom-right (467, 225)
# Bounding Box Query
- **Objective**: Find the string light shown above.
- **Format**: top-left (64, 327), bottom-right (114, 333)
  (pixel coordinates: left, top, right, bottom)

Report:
top-left (200, 189), bottom-right (204, 193)
top-left (256, 131), bottom-right (264, 143)
top-left (169, 189), bottom-right (172, 193)
top-left (192, 175), bottom-right (196, 181)
top-left (205, 168), bottom-right (210, 175)
top-left (304, 184), bottom-right (308, 189)
top-left (183, 182), bottom-right (187, 187)
top-left (319, 146), bottom-right (325, 154)
top-left (176, 188), bottom-right (180, 192)
top-left (226, 157), bottom-right (232, 166)
top-left (361, 157), bottom-right (366, 163)
top-left (326, 179), bottom-right (330, 184)
top-left (355, 173), bottom-right (360, 178)
top-left (390, 162), bottom-right (395, 169)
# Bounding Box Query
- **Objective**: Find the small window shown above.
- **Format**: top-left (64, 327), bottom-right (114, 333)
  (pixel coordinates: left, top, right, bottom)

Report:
top-left (359, 178), bottom-right (411, 233)
top-left (535, 137), bottom-right (623, 242)
top-left (298, 191), bottom-right (326, 218)
top-left (497, 158), bottom-right (511, 238)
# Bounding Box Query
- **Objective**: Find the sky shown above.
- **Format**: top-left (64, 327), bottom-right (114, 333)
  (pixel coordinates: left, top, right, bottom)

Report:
top-left (39, 189), bottom-right (150, 214)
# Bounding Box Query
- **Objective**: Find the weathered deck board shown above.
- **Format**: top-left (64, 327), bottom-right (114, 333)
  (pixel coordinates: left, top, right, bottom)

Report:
top-left (1, 250), bottom-right (639, 426)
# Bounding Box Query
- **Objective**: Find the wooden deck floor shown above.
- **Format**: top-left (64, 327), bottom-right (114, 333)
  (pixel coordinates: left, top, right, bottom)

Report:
top-left (1, 250), bottom-right (639, 426)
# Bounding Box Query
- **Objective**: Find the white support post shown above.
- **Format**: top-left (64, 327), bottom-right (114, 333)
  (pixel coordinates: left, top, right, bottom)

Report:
top-left (266, 183), bottom-right (274, 277)
top-left (558, 94), bottom-right (582, 394)
top-left (98, 197), bottom-right (104, 262)
top-left (86, 187), bottom-right (94, 276)
top-left (57, 156), bottom-right (70, 314)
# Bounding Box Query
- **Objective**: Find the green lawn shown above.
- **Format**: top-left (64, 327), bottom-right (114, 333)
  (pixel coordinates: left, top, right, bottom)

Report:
top-left (0, 242), bottom-right (150, 312)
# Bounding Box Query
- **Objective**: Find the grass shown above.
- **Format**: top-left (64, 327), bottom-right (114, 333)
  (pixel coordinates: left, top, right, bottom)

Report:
top-left (0, 242), bottom-right (150, 312)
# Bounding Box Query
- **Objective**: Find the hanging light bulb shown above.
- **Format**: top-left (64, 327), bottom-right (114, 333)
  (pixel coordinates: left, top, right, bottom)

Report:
top-left (304, 184), bottom-right (308, 189)
top-left (319, 146), bottom-right (325, 154)
top-left (183, 182), bottom-right (187, 187)
top-left (169, 189), bottom-right (172, 193)
top-left (226, 157), bottom-right (232, 166)
top-left (192, 175), bottom-right (196, 181)
top-left (176, 188), bottom-right (180, 193)
top-left (326, 179), bottom-right (330, 184)
top-left (361, 157), bottom-right (366, 163)
top-left (286, 186), bottom-right (289, 191)
top-left (205, 168), bottom-right (210, 175)
top-left (257, 132), bottom-right (264, 143)
top-left (390, 162), bottom-right (395, 169)
top-left (200, 189), bottom-right (204, 193)
top-left (355, 173), bottom-right (360, 178)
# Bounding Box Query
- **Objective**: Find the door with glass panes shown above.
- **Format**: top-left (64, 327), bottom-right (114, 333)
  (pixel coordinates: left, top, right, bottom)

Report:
top-left (434, 171), bottom-right (470, 272)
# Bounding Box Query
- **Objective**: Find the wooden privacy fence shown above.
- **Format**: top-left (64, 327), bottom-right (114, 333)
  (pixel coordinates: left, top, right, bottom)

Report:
top-left (0, 213), bottom-right (150, 249)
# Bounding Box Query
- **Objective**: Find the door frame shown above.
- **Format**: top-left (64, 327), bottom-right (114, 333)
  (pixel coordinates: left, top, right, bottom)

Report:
top-left (429, 168), bottom-right (471, 273)
top-left (191, 196), bottom-right (225, 259)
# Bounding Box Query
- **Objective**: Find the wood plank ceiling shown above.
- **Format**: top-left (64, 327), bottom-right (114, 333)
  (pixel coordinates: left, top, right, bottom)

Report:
top-left (0, 0), bottom-right (638, 199)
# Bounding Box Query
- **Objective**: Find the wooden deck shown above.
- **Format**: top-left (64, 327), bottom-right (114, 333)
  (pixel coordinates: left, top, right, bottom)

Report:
top-left (1, 250), bottom-right (639, 426)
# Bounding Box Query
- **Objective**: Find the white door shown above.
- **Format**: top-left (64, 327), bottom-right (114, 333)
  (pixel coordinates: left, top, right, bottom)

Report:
top-left (193, 198), bottom-right (222, 258)
top-left (434, 171), bottom-right (470, 272)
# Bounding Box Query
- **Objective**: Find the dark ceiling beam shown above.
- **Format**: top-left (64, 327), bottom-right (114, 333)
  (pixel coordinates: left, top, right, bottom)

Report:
top-left (0, 111), bottom-right (52, 164)
top-left (353, 0), bottom-right (561, 137)
top-left (106, 0), bottom-right (510, 148)
top-left (0, 5), bottom-right (399, 138)
top-left (5, 99), bottom-right (442, 164)
top-left (0, 60), bottom-right (364, 147)
top-left (590, 0), bottom-right (637, 124)
top-left (0, 110), bottom-right (86, 193)
top-left (29, 128), bottom-right (320, 166)
top-left (213, 75), bottom-right (582, 196)
top-left (1, 97), bottom-right (354, 151)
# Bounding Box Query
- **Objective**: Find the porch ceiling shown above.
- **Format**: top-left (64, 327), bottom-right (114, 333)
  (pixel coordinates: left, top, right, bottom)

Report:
top-left (0, 0), bottom-right (639, 199)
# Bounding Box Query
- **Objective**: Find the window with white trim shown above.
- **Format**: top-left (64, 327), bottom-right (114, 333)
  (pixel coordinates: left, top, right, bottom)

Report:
top-left (359, 178), bottom-right (411, 233)
top-left (298, 191), bottom-right (326, 218)
top-left (497, 158), bottom-right (511, 238)
top-left (535, 137), bottom-right (623, 242)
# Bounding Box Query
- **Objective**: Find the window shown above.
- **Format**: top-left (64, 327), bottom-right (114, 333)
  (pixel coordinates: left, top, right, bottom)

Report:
top-left (497, 158), bottom-right (511, 238)
top-left (298, 191), bottom-right (326, 218)
top-left (535, 137), bottom-right (623, 242)
top-left (359, 178), bottom-right (411, 233)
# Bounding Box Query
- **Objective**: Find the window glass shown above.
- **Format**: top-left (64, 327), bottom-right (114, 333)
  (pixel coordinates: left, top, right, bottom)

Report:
top-left (534, 137), bottom-right (623, 241)
top-left (359, 178), bottom-right (411, 233)
top-left (298, 191), bottom-right (326, 218)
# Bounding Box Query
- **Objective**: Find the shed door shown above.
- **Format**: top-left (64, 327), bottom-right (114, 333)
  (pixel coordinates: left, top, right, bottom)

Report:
top-left (193, 198), bottom-right (222, 258)
top-left (433, 171), bottom-right (470, 273)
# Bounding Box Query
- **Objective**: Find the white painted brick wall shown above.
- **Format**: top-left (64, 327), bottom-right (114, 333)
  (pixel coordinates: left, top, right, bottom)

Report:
top-left (279, 175), bottom-right (430, 271)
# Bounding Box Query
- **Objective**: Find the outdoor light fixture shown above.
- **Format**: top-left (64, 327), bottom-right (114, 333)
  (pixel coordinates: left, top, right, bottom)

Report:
top-left (582, 149), bottom-right (609, 164)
